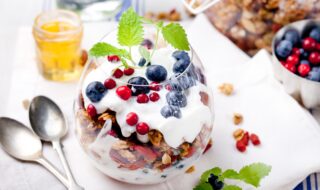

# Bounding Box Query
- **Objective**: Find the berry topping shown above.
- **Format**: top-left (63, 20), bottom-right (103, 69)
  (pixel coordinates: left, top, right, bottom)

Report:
top-left (86, 81), bottom-right (107, 102)
top-left (284, 63), bottom-right (296, 73)
top-left (310, 27), bottom-right (320, 42)
top-left (116, 86), bottom-right (132, 100)
top-left (302, 37), bottom-right (316, 51)
top-left (113, 68), bottom-right (123, 78)
top-left (104, 78), bottom-right (116, 89)
top-left (150, 82), bottom-right (161, 91)
top-left (283, 29), bottom-right (300, 45)
top-left (172, 51), bottom-right (191, 73)
top-left (292, 48), bottom-right (301, 56)
top-left (136, 122), bottom-right (150, 135)
top-left (165, 84), bottom-right (172, 91)
top-left (161, 105), bottom-right (181, 118)
top-left (177, 74), bottom-right (196, 90)
top-left (87, 104), bottom-right (97, 118)
top-left (107, 55), bottom-right (120, 62)
top-left (298, 64), bottom-right (311, 77)
top-left (166, 91), bottom-right (187, 107)
top-left (286, 54), bottom-right (299, 65)
top-left (309, 52), bottom-right (320, 65)
top-left (136, 94), bottom-right (149, 103)
top-left (141, 39), bottom-right (153, 49)
top-left (208, 174), bottom-right (224, 190)
top-left (236, 140), bottom-right (246, 152)
top-left (149, 92), bottom-right (160, 102)
top-left (300, 60), bottom-right (310, 65)
top-left (301, 48), bottom-right (309, 59)
top-left (138, 57), bottom-right (150, 67)
top-left (126, 112), bottom-right (139, 126)
top-left (124, 67), bottom-right (135, 76)
top-left (127, 77), bottom-right (150, 96)
top-left (307, 69), bottom-right (320, 82)
top-left (250, 134), bottom-right (261, 146)
top-left (276, 40), bottom-right (293, 59)
top-left (146, 65), bottom-right (168, 82)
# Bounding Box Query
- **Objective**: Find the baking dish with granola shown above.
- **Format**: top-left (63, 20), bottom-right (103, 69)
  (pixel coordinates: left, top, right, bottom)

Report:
top-left (205, 0), bottom-right (320, 56)
top-left (74, 8), bottom-right (214, 184)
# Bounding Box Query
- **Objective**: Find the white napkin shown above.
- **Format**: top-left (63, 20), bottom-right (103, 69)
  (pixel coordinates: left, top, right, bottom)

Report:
top-left (2, 14), bottom-right (320, 190)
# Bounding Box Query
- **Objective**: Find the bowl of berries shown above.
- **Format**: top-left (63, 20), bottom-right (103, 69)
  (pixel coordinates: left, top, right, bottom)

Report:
top-left (272, 19), bottom-right (320, 109)
top-left (74, 8), bottom-right (214, 184)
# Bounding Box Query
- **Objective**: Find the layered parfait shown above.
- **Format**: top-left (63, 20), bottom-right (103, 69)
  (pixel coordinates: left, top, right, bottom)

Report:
top-left (74, 8), bottom-right (214, 184)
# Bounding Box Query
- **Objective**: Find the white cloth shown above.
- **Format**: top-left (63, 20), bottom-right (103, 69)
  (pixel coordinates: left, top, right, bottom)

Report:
top-left (2, 14), bottom-right (320, 190)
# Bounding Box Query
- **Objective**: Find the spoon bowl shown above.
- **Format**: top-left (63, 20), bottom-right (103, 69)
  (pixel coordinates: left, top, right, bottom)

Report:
top-left (0, 117), bottom-right (69, 187)
top-left (0, 117), bottom-right (42, 161)
top-left (29, 96), bottom-right (67, 141)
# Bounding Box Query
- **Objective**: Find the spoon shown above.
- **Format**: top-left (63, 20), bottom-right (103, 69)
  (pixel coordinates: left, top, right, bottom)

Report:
top-left (29, 96), bottom-right (84, 190)
top-left (0, 117), bottom-right (69, 187)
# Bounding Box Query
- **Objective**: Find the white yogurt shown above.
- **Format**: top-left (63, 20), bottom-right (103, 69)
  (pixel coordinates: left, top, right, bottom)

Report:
top-left (81, 47), bottom-right (212, 148)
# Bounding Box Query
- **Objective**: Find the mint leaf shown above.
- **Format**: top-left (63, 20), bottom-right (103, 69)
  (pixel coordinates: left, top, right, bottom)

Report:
top-left (89, 42), bottom-right (130, 58)
top-left (201, 167), bottom-right (222, 183)
top-left (223, 185), bottom-right (242, 190)
top-left (139, 46), bottom-right (150, 62)
top-left (162, 23), bottom-right (190, 50)
top-left (194, 182), bottom-right (213, 190)
top-left (238, 163), bottom-right (272, 187)
top-left (221, 169), bottom-right (240, 180)
top-left (118, 7), bottom-right (143, 47)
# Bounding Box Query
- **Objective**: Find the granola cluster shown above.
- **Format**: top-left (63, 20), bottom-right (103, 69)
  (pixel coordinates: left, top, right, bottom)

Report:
top-left (205, 0), bottom-right (320, 55)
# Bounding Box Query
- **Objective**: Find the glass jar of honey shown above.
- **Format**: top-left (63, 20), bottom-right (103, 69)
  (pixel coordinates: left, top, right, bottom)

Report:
top-left (33, 10), bottom-right (83, 81)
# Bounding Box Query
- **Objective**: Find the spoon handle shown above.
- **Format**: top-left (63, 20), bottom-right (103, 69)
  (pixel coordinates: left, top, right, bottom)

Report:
top-left (36, 156), bottom-right (69, 188)
top-left (52, 141), bottom-right (84, 190)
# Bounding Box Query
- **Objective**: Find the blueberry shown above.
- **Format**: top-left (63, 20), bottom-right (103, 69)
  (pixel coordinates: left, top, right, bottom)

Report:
top-left (85, 81), bottom-right (107, 102)
top-left (138, 58), bottom-right (150, 67)
top-left (283, 29), bottom-right (300, 45)
top-left (310, 27), bottom-right (320, 42)
top-left (276, 40), bottom-right (293, 59)
top-left (127, 77), bottom-right (150, 96)
top-left (141, 39), bottom-right (153, 49)
top-left (208, 174), bottom-right (224, 190)
top-left (166, 91), bottom-right (187, 107)
top-left (300, 48), bottom-right (309, 59)
top-left (173, 59), bottom-right (191, 73)
top-left (172, 51), bottom-right (190, 62)
top-left (213, 181), bottom-right (224, 190)
top-left (177, 74), bottom-right (196, 90)
top-left (146, 65), bottom-right (168, 82)
top-left (307, 70), bottom-right (320, 82)
top-left (208, 174), bottom-right (218, 185)
top-left (161, 105), bottom-right (181, 118)
top-left (300, 60), bottom-right (310, 65)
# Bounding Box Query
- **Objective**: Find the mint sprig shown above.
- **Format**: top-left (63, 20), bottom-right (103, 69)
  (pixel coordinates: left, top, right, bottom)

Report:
top-left (162, 23), bottom-right (190, 51)
top-left (89, 8), bottom-right (190, 68)
top-left (118, 7), bottom-right (143, 47)
top-left (195, 163), bottom-right (272, 190)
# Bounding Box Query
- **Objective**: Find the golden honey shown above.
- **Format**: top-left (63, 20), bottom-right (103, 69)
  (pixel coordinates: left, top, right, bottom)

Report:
top-left (33, 10), bottom-right (83, 81)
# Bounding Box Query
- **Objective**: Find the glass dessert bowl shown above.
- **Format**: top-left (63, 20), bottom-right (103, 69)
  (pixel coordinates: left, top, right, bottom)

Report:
top-left (74, 11), bottom-right (214, 184)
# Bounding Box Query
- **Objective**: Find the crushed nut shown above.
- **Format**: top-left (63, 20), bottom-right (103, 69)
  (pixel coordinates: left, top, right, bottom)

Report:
top-left (98, 113), bottom-right (115, 123)
top-left (233, 129), bottom-right (245, 140)
top-left (148, 130), bottom-right (163, 146)
top-left (180, 142), bottom-right (190, 157)
top-left (22, 99), bottom-right (30, 110)
top-left (218, 83), bottom-right (234, 95)
top-left (162, 153), bottom-right (172, 165)
top-left (233, 113), bottom-right (243, 125)
top-left (185, 166), bottom-right (195, 173)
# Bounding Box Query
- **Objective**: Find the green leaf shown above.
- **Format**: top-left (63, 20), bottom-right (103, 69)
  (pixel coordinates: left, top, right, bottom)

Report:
top-left (194, 183), bottom-right (213, 190)
top-left (156, 21), bottom-right (164, 28)
top-left (221, 169), bottom-right (240, 180)
top-left (161, 23), bottom-right (190, 50)
top-left (139, 46), bottom-right (151, 62)
top-left (201, 167), bottom-right (222, 183)
top-left (118, 7), bottom-right (144, 47)
top-left (89, 42), bottom-right (130, 58)
top-left (238, 163), bottom-right (272, 187)
top-left (223, 185), bottom-right (242, 190)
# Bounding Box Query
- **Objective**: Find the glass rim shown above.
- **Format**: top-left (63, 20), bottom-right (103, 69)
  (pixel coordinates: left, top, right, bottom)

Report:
top-left (90, 29), bottom-right (196, 88)
top-left (33, 9), bottom-right (83, 36)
